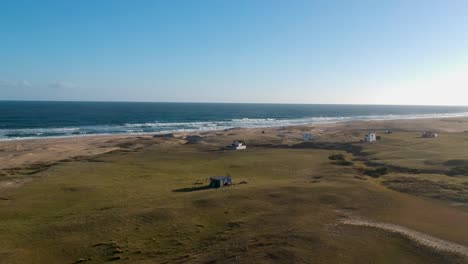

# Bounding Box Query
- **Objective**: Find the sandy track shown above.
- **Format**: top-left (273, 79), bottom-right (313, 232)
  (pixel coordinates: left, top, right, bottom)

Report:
top-left (341, 217), bottom-right (468, 258)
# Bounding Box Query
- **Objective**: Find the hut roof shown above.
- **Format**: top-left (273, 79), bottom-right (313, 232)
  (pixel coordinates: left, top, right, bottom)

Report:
top-left (210, 176), bottom-right (231, 181)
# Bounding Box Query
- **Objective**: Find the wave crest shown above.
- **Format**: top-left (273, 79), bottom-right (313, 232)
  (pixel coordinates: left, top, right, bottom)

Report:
top-left (2, 112), bottom-right (468, 140)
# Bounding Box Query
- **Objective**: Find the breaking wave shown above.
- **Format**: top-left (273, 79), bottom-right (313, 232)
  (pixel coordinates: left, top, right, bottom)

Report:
top-left (2, 111), bottom-right (468, 140)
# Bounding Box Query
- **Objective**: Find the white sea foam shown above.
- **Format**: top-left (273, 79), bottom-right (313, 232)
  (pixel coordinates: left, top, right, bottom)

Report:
top-left (2, 111), bottom-right (468, 140)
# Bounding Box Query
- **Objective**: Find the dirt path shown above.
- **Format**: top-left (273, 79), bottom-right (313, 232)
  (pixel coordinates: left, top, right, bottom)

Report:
top-left (340, 216), bottom-right (468, 258)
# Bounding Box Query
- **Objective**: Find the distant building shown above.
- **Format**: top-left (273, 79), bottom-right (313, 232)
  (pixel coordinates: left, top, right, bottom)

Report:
top-left (422, 131), bottom-right (438, 138)
top-left (364, 133), bottom-right (377, 142)
top-left (303, 133), bottom-right (313, 141)
top-left (209, 176), bottom-right (232, 188)
top-left (226, 140), bottom-right (247, 150)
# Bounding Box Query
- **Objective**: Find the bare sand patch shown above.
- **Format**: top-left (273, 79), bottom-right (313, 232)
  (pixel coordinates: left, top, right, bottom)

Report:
top-left (339, 213), bottom-right (468, 258)
top-left (0, 135), bottom-right (140, 170)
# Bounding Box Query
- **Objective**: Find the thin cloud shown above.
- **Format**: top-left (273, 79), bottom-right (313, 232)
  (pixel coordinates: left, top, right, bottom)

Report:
top-left (0, 80), bottom-right (32, 89)
top-left (49, 81), bottom-right (79, 89)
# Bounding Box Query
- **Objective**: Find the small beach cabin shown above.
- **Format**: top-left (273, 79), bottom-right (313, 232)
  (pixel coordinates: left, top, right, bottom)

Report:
top-left (364, 133), bottom-right (377, 142)
top-left (422, 131), bottom-right (438, 138)
top-left (226, 140), bottom-right (247, 150)
top-left (303, 133), bottom-right (313, 141)
top-left (209, 176), bottom-right (232, 188)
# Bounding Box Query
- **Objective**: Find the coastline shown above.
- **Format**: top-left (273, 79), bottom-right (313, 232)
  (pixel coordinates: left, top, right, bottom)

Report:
top-left (3, 115), bottom-right (468, 263)
top-left (2, 109), bottom-right (468, 142)
top-left (2, 116), bottom-right (468, 171)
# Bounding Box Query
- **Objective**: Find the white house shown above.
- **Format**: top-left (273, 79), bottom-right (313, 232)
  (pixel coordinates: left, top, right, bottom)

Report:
top-left (364, 133), bottom-right (377, 142)
top-left (422, 131), bottom-right (438, 138)
top-left (226, 140), bottom-right (247, 150)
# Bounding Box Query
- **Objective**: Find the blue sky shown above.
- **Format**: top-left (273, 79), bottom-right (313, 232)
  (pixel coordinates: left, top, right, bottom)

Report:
top-left (1, 0), bottom-right (468, 105)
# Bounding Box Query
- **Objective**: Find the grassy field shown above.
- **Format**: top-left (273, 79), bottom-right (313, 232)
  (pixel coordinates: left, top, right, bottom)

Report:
top-left (354, 131), bottom-right (468, 205)
top-left (361, 131), bottom-right (468, 172)
top-left (1, 133), bottom-right (468, 263)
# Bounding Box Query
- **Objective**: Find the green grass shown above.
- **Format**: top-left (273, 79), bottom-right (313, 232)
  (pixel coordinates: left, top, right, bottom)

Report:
top-left (1, 137), bottom-right (468, 263)
top-left (360, 132), bottom-right (468, 172)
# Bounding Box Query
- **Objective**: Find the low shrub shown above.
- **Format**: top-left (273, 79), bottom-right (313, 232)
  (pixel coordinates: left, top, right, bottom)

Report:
top-left (447, 167), bottom-right (468, 176)
top-left (364, 167), bottom-right (390, 178)
top-left (336, 160), bottom-right (353, 166)
top-left (328, 154), bottom-right (345, 161)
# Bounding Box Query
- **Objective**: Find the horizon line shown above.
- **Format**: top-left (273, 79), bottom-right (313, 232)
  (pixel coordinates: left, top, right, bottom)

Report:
top-left (1, 99), bottom-right (467, 108)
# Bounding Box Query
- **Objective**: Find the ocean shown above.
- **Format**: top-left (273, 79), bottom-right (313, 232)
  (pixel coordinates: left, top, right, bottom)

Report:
top-left (1, 101), bottom-right (468, 140)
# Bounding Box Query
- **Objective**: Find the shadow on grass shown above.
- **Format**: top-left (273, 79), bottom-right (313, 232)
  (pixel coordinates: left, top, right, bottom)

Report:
top-left (172, 185), bottom-right (212, 193)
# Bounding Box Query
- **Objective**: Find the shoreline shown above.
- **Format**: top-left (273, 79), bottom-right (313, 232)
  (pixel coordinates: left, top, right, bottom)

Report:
top-left (2, 116), bottom-right (468, 172)
top-left (3, 114), bottom-right (468, 141)
top-left (2, 112), bottom-right (468, 142)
